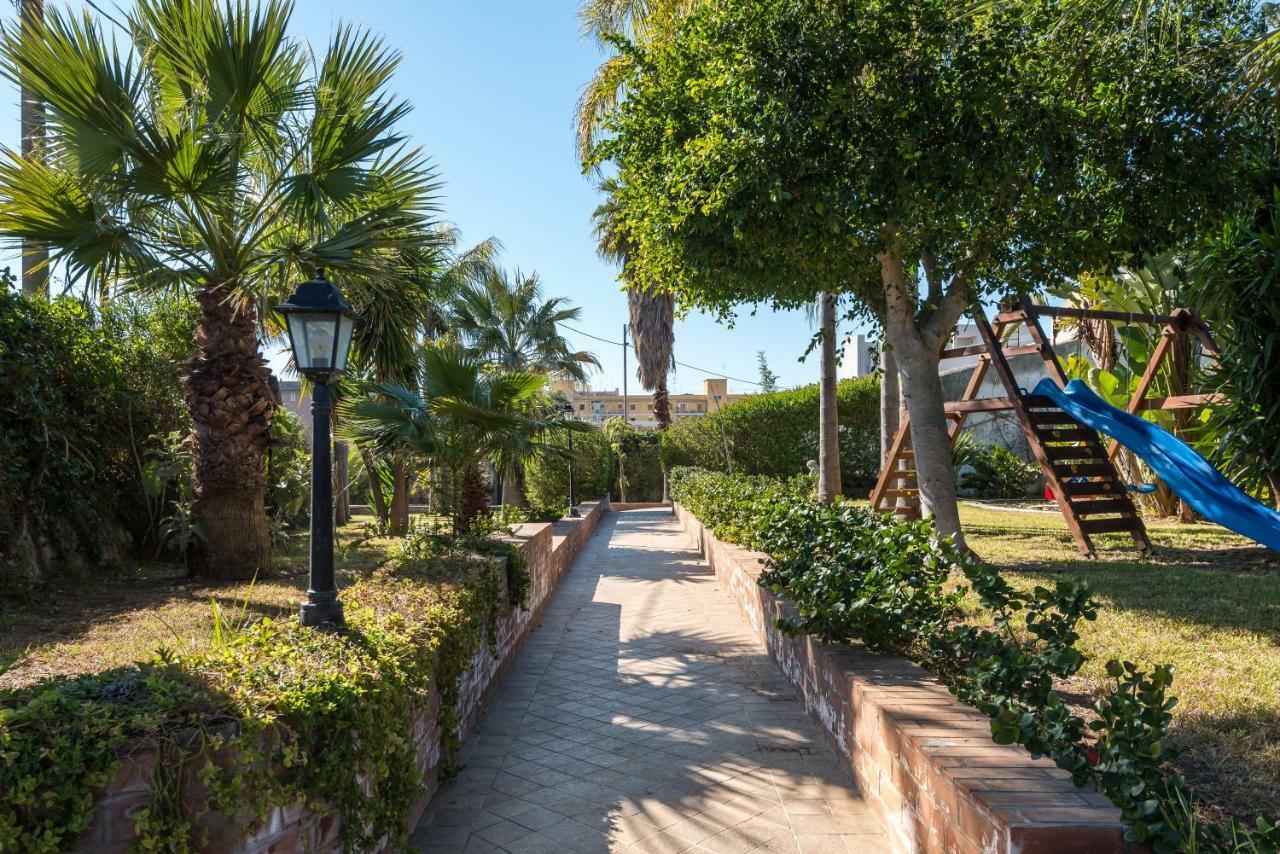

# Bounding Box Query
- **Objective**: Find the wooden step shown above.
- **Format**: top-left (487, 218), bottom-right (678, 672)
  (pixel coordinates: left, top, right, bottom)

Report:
top-left (1069, 498), bottom-right (1134, 516)
top-left (1080, 517), bottom-right (1143, 535)
top-left (1052, 462), bottom-right (1119, 478)
top-left (1045, 445), bottom-right (1107, 463)
top-left (880, 489), bottom-right (919, 498)
top-left (1036, 427), bottom-right (1098, 443)
top-left (1061, 480), bottom-right (1124, 497)
top-left (1030, 410), bottom-right (1081, 426)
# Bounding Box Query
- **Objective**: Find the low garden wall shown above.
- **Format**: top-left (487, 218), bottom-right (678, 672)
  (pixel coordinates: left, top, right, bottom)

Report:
top-left (674, 501), bottom-right (1126, 854)
top-left (73, 499), bottom-right (607, 853)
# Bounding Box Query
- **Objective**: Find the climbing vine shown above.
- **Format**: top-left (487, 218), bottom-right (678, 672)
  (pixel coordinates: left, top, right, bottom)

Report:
top-left (0, 535), bottom-right (526, 852)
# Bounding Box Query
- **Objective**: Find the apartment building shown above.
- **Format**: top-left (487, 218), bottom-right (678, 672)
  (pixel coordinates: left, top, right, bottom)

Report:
top-left (549, 377), bottom-right (749, 429)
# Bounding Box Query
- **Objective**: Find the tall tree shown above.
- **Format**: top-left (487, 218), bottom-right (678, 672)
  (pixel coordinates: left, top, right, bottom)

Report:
top-left (17, 0), bottom-right (46, 297)
top-left (816, 292), bottom-right (842, 502)
top-left (592, 177), bottom-right (675, 429)
top-left (756, 351), bottom-right (777, 393)
top-left (0, 0), bottom-right (439, 577)
top-left (443, 268), bottom-right (599, 381)
top-left (594, 0), bottom-right (1252, 542)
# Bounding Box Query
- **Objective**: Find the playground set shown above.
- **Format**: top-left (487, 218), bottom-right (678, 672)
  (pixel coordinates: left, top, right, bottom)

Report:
top-left (870, 297), bottom-right (1280, 556)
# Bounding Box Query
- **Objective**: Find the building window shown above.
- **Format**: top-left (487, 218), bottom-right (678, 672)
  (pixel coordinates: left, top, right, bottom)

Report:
top-left (578, 403), bottom-right (585, 410)
top-left (697, 403), bottom-right (704, 412)
top-left (629, 403), bottom-right (635, 410)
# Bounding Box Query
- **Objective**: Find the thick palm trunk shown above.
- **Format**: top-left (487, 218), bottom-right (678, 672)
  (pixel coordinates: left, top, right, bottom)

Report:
top-left (501, 463), bottom-right (529, 508)
top-left (357, 444), bottom-right (389, 524)
top-left (817, 292), bottom-right (842, 502)
top-left (459, 464), bottom-right (489, 531)
top-left (186, 285), bottom-right (273, 579)
top-left (652, 378), bottom-right (671, 429)
top-left (19, 0), bottom-right (48, 298)
top-left (389, 458), bottom-right (410, 534)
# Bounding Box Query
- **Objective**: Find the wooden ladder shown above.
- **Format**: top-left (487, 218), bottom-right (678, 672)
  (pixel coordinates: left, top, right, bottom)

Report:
top-left (870, 297), bottom-right (1150, 556)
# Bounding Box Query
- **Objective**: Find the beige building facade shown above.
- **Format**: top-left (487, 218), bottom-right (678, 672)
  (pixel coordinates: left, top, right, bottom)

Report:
top-left (550, 377), bottom-right (749, 429)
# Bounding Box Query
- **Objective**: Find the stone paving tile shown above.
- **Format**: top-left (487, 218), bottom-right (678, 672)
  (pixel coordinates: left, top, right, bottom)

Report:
top-left (413, 509), bottom-right (889, 853)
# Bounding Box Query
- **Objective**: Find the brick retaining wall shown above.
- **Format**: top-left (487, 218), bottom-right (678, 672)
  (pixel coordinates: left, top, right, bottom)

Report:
top-left (673, 502), bottom-right (1127, 854)
top-left (75, 499), bottom-right (608, 853)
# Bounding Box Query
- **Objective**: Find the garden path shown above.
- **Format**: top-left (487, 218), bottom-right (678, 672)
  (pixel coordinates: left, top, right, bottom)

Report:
top-left (413, 508), bottom-right (889, 853)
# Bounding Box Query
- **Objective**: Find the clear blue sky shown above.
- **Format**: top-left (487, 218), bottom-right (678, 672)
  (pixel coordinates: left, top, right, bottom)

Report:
top-left (0, 0), bottom-right (858, 394)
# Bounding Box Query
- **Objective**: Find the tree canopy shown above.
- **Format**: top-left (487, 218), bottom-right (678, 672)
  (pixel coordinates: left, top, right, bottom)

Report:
top-left (595, 0), bottom-right (1257, 320)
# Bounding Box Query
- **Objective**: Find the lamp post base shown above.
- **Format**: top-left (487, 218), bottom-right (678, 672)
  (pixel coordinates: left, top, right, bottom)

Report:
top-left (568, 506), bottom-right (581, 517)
top-left (300, 598), bottom-right (345, 627)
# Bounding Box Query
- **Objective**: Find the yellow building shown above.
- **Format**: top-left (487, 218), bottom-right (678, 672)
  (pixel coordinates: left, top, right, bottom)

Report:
top-left (550, 378), bottom-right (748, 428)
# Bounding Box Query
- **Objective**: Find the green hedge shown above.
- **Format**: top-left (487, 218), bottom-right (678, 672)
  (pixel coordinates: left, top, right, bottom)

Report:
top-left (524, 428), bottom-right (614, 513)
top-left (0, 288), bottom-right (193, 591)
top-left (669, 467), bottom-right (1278, 853)
top-left (0, 530), bottom-right (527, 852)
top-left (660, 377), bottom-right (879, 492)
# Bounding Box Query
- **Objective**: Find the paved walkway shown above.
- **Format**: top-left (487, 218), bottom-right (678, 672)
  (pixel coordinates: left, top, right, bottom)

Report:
top-left (413, 509), bottom-right (889, 854)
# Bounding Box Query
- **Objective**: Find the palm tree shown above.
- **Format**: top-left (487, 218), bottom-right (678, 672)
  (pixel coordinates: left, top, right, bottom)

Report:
top-left (17, 0), bottom-right (46, 298)
top-left (591, 177), bottom-right (675, 429)
top-left (342, 343), bottom-right (588, 529)
top-left (0, 0), bottom-right (439, 578)
top-left (443, 268), bottom-right (599, 381)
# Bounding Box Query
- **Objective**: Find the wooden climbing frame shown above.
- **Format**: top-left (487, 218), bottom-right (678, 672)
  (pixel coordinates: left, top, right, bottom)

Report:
top-left (870, 298), bottom-right (1221, 556)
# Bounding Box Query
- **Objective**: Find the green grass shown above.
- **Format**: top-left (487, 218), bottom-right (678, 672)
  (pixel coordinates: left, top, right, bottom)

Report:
top-left (958, 501), bottom-right (1280, 826)
top-left (0, 515), bottom-right (402, 692)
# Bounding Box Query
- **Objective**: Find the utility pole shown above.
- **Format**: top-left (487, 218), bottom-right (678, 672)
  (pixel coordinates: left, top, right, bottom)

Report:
top-left (622, 322), bottom-right (629, 425)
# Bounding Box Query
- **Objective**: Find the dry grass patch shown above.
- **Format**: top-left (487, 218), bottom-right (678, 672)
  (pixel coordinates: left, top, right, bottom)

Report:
top-left (0, 515), bottom-right (403, 691)
top-left (958, 501), bottom-right (1280, 826)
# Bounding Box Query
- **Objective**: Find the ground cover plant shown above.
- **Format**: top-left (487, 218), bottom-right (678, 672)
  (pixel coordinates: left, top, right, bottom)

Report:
top-left (670, 467), bottom-right (1280, 852)
top-left (0, 515), bottom-right (527, 851)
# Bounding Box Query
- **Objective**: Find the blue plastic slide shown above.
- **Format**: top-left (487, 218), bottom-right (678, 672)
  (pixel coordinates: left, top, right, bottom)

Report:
top-left (1031, 378), bottom-right (1280, 553)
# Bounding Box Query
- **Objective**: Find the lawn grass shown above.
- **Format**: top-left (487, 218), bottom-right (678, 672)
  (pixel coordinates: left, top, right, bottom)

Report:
top-left (0, 515), bottom-right (405, 692)
top-left (958, 501), bottom-right (1280, 826)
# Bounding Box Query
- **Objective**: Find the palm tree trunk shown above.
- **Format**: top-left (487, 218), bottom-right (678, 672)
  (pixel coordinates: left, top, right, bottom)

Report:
top-left (817, 292), bottom-right (842, 502)
top-left (186, 285), bottom-right (272, 579)
top-left (390, 457), bottom-right (410, 534)
top-left (652, 377), bottom-right (671, 429)
top-left (19, 0), bottom-right (48, 298)
top-left (357, 444), bottom-right (389, 525)
top-left (334, 440), bottom-right (350, 526)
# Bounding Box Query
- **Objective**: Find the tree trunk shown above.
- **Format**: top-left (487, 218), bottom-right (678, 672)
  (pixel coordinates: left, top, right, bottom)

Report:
top-left (19, 0), bottom-right (48, 298)
top-left (389, 457), bottom-right (409, 534)
top-left (817, 292), bottom-right (842, 502)
top-left (880, 342), bottom-right (899, 464)
top-left (501, 463), bottom-right (529, 507)
top-left (334, 440), bottom-right (350, 526)
top-left (357, 444), bottom-right (389, 525)
top-left (878, 249), bottom-right (968, 544)
top-left (892, 331), bottom-right (964, 544)
top-left (653, 377), bottom-right (672, 429)
top-left (1268, 471), bottom-right (1280, 511)
top-left (186, 285), bottom-right (273, 579)
top-left (459, 464), bottom-right (490, 531)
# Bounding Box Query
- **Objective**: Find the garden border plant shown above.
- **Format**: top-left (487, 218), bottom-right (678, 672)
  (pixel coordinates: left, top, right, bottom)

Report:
top-left (668, 467), bottom-right (1279, 853)
top-left (0, 526), bottom-right (529, 853)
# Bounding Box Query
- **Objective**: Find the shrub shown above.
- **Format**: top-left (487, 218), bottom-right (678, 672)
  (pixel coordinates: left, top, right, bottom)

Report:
top-left (523, 427), bottom-right (613, 512)
top-left (670, 467), bottom-right (1276, 852)
top-left (958, 442), bottom-right (1040, 499)
top-left (661, 376), bottom-right (880, 492)
top-left (0, 288), bottom-right (192, 591)
top-left (0, 530), bottom-right (523, 852)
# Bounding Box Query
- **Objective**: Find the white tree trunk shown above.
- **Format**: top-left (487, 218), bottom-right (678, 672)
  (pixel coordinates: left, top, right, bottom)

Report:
top-left (878, 249), bottom-right (967, 544)
top-left (880, 342), bottom-right (899, 464)
top-left (817, 292), bottom-right (842, 502)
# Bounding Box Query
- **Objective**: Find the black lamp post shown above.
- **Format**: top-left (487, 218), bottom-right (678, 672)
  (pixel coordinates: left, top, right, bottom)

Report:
top-left (278, 268), bottom-right (355, 627)
top-left (562, 402), bottom-right (580, 517)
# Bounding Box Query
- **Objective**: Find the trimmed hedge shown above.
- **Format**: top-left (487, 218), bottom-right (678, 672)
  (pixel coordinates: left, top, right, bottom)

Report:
top-left (669, 467), bottom-right (1279, 853)
top-left (660, 377), bottom-right (879, 492)
top-left (524, 428), bottom-right (614, 513)
top-left (0, 529), bottom-right (527, 852)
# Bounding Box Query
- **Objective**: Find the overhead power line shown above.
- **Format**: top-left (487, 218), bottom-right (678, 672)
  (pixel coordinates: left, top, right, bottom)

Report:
top-left (562, 323), bottom-right (763, 388)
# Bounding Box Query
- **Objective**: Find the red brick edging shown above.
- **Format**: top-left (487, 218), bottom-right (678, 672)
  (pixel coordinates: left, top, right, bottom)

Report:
top-left (673, 502), bottom-right (1127, 854)
top-left (75, 499), bottom-right (609, 853)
